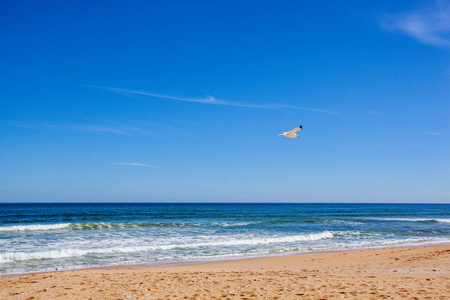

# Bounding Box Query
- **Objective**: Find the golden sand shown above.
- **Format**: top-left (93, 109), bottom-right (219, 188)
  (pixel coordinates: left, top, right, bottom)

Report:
top-left (1, 245), bottom-right (449, 299)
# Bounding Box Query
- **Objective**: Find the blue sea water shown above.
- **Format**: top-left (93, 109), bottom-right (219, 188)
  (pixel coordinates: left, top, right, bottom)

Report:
top-left (0, 203), bottom-right (449, 275)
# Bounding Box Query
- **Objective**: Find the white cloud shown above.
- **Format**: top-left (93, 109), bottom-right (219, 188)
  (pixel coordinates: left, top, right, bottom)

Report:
top-left (113, 163), bottom-right (159, 168)
top-left (89, 85), bottom-right (340, 115)
top-left (381, 1), bottom-right (450, 47)
top-left (4, 122), bottom-right (145, 137)
top-left (422, 132), bottom-right (442, 135)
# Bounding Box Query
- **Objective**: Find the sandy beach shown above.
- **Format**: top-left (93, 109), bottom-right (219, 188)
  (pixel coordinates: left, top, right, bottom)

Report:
top-left (1, 244), bottom-right (449, 299)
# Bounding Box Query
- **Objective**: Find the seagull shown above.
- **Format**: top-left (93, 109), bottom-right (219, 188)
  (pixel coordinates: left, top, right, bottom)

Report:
top-left (278, 125), bottom-right (302, 138)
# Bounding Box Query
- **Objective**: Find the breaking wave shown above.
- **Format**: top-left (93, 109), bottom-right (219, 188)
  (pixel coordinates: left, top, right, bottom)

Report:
top-left (372, 218), bottom-right (450, 224)
top-left (322, 220), bottom-right (363, 225)
top-left (0, 221), bottom-right (262, 233)
top-left (0, 231), bottom-right (333, 263)
top-left (0, 223), bottom-right (71, 232)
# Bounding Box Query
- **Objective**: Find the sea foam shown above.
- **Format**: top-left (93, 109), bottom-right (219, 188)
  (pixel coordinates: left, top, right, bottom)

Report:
top-left (0, 231), bottom-right (333, 264)
top-left (0, 221), bottom-right (266, 233)
top-left (373, 218), bottom-right (450, 223)
top-left (0, 223), bottom-right (71, 232)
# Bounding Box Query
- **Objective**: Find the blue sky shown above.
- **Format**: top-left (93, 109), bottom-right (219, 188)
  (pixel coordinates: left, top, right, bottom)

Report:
top-left (1, 0), bottom-right (449, 203)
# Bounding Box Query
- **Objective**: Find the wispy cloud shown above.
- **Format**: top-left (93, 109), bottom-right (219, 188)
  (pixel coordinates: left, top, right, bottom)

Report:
top-left (113, 163), bottom-right (159, 168)
top-left (422, 132), bottom-right (442, 135)
top-left (0, 186), bottom-right (11, 189)
top-left (381, 1), bottom-right (450, 47)
top-left (88, 85), bottom-right (339, 115)
top-left (4, 122), bottom-right (145, 137)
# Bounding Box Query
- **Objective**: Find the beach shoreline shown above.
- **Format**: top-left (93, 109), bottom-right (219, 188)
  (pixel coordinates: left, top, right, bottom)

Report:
top-left (1, 244), bottom-right (449, 299)
top-left (2, 241), bottom-right (449, 279)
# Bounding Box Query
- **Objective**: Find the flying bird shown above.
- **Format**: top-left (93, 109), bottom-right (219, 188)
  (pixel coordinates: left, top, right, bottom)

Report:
top-left (278, 125), bottom-right (302, 138)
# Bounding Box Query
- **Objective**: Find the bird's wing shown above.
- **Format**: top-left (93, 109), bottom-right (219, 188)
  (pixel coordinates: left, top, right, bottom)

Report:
top-left (287, 125), bottom-right (302, 134)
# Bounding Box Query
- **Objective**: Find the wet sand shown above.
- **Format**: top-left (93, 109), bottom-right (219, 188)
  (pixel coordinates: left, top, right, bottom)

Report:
top-left (1, 245), bottom-right (449, 299)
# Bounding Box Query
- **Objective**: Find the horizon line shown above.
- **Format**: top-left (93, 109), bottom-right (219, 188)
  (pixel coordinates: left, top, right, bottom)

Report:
top-left (0, 202), bottom-right (448, 204)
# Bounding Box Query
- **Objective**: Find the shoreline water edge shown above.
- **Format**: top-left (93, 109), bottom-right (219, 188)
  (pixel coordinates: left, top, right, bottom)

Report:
top-left (1, 241), bottom-right (449, 279)
top-left (1, 244), bottom-right (449, 299)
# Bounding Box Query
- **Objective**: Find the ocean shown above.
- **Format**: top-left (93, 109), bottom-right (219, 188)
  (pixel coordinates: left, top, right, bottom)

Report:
top-left (0, 203), bottom-right (449, 276)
